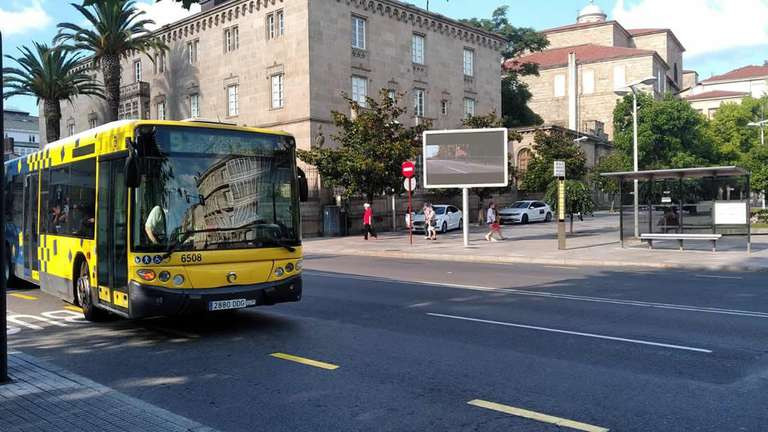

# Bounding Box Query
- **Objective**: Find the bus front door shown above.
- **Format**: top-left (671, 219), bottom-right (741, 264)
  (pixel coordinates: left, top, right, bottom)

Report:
top-left (22, 173), bottom-right (40, 276)
top-left (96, 158), bottom-right (129, 313)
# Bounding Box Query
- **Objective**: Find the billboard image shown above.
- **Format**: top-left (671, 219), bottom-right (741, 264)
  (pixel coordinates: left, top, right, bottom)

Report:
top-left (423, 128), bottom-right (508, 188)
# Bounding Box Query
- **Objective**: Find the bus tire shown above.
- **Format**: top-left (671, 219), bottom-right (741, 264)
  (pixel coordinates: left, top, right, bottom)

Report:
top-left (76, 260), bottom-right (107, 322)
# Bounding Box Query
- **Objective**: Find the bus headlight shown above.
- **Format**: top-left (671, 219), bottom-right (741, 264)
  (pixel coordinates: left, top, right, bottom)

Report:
top-left (158, 271), bottom-right (171, 282)
top-left (173, 274), bottom-right (185, 285)
top-left (285, 263), bottom-right (294, 273)
top-left (137, 269), bottom-right (156, 281)
top-left (274, 267), bottom-right (285, 277)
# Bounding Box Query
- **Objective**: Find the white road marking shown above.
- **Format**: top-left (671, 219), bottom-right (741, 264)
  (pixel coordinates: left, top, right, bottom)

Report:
top-left (695, 274), bottom-right (743, 280)
top-left (428, 312), bottom-right (713, 354)
top-left (305, 271), bottom-right (768, 319)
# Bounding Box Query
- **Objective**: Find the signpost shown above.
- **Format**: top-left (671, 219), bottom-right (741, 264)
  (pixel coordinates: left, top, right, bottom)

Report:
top-left (423, 128), bottom-right (508, 247)
top-left (402, 161), bottom-right (415, 245)
top-left (554, 161), bottom-right (566, 250)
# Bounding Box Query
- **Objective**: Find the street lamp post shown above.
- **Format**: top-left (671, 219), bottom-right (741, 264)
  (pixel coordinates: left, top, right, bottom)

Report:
top-left (747, 119), bottom-right (767, 208)
top-left (616, 76), bottom-right (657, 238)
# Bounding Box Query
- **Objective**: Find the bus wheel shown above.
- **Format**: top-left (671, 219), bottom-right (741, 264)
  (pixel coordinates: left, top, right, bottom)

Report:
top-left (76, 261), bottom-right (106, 322)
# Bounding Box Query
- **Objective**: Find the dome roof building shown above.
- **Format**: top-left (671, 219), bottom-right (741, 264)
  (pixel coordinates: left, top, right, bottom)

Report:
top-left (577, 1), bottom-right (607, 23)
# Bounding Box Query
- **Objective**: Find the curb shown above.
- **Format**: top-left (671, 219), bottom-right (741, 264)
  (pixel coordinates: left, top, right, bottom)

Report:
top-left (305, 249), bottom-right (768, 273)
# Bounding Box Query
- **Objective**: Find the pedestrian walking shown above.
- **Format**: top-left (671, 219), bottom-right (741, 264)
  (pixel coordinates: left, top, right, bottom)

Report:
top-left (424, 203), bottom-right (437, 240)
top-left (484, 202), bottom-right (504, 242)
top-left (363, 203), bottom-right (377, 240)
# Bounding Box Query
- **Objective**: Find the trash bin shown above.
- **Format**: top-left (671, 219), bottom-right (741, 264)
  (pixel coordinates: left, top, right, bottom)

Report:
top-left (323, 205), bottom-right (341, 236)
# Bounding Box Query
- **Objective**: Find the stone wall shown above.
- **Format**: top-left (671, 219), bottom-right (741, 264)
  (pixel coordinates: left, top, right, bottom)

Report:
top-left (545, 23), bottom-right (618, 49)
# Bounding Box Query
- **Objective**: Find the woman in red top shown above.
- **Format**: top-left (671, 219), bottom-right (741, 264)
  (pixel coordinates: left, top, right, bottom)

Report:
top-left (362, 203), bottom-right (377, 240)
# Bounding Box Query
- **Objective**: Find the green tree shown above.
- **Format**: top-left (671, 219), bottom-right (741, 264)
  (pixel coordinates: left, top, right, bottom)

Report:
top-left (590, 152), bottom-right (631, 212)
top-left (297, 90), bottom-right (427, 202)
top-left (462, 6), bottom-right (548, 128)
top-left (3, 42), bottom-right (103, 143)
top-left (613, 93), bottom-right (715, 170)
top-left (56, 0), bottom-right (167, 122)
top-left (521, 130), bottom-right (587, 192)
top-left (544, 180), bottom-right (595, 233)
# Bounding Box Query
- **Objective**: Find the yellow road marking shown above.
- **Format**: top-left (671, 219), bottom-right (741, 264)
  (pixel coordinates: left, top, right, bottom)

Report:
top-left (64, 305), bottom-right (83, 313)
top-left (468, 399), bottom-right (609, 432)
top-left (9, 293), bottom-right (38, 300)
top-left (270, 353), bottom-right (339, 370)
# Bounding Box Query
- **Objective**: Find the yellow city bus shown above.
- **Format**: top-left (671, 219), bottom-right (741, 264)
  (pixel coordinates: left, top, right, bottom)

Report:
top-left (4, 120), bottom-right (305, 321)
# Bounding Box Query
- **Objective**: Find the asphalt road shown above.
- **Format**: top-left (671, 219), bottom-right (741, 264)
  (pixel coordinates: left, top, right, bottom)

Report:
top-left (6, 256), bottom-right (768, 431)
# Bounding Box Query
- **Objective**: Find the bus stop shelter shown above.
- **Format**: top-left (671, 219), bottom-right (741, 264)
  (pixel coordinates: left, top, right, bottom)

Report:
top-left (601, 166), bottom-right (751, 251)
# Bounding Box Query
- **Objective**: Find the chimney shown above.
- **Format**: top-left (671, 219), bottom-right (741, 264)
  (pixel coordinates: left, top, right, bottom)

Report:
top-left (568, 52), bottom-right (578, 131)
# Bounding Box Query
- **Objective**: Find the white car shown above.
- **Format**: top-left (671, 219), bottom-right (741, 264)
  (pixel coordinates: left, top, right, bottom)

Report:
top-left (498, 200), bottom-right (553, 224)
top-left (405, 205), bottom-right (463, 233)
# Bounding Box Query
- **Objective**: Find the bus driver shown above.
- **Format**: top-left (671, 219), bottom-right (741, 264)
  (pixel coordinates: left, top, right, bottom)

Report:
top-left (145, 205), bottom-right (168, 245)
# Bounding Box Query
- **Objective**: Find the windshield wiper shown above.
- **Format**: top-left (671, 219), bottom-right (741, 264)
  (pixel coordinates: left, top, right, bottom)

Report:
top-left (256, 238), bottom-right (296, 252)
top-left (159, 219), bottom-right (271, 259)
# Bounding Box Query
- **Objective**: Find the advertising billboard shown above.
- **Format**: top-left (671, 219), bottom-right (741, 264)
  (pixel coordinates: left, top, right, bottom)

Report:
top-left (422, 128), bottom-right (508, 188)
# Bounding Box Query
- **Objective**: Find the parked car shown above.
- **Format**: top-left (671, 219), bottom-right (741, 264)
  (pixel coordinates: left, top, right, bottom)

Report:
top-left (498, 200), bottom-right (552, 224)
top-left (405, 205), bottom-right (463, 233)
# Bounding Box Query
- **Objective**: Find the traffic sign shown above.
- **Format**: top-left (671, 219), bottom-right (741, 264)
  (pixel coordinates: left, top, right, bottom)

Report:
top-left (554, 160), bottom-right (565, 178)
top-left (401, 161), bottom-right (415, 178)
top-left (403, 177), bottom-right (417, 192)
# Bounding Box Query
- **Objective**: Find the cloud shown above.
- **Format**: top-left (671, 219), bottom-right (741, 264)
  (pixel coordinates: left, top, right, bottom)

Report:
top-left (612, 0), bottom-right (768, 58)
top-left (0, 1), bottom-right (52, 36)
top-left (135, 0), bottom-right (201, 31)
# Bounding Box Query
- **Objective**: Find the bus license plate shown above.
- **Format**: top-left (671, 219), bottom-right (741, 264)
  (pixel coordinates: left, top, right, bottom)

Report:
top-left (209, 299), bottom-right (248, 311)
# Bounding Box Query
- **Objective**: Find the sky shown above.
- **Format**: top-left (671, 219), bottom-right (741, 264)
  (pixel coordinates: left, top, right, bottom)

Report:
top-left (2, 0), bottom-right (767, 116)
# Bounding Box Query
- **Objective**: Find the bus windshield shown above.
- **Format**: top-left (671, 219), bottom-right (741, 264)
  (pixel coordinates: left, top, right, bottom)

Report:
top-left (132, 125), bottom-right (300, 253)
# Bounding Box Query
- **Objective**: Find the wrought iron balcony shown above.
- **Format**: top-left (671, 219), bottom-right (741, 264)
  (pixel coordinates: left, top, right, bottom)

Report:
top-left (120, 81), bottom-right (150, 100)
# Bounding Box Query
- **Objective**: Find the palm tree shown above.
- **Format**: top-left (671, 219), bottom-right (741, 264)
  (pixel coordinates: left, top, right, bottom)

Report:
top-left (55, 0), bottom-right (166, 121)
top-left (3, 42), bottom-right (104, 143)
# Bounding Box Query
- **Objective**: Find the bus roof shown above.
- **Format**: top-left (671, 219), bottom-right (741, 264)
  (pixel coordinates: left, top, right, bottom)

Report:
top-left (5, 120), bottom-right (293, 165)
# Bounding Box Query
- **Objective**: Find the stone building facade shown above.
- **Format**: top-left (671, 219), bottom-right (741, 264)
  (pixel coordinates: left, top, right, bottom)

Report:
top-left (46, 0), bottom-right (505, 163)
top-left (683, 64), bottom-right (768, 118)
top-left (507, 1), bottom-right (685, 141)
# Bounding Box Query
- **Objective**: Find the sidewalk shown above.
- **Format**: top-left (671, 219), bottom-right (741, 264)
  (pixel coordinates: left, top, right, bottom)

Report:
top-left (304, 213), bottom-right (768, 272)
top-left (0, 352), bottom-right (216, 432)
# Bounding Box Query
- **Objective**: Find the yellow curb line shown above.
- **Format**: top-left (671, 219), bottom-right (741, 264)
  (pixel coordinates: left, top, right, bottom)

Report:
top-left (9, 293), bottom-right (38, 300)
top-left (64, 305), bottom-right (83, 313)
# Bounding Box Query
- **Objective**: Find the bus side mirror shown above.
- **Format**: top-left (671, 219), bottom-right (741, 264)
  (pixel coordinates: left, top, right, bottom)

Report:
top-left (125, 138), bottom-right (141, 188)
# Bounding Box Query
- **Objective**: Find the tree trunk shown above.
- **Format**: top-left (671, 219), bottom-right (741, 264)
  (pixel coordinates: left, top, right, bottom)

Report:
top-left (101, 54), bottom-right (121, 121)
top-left (43, 99), bottom-right (62, 144)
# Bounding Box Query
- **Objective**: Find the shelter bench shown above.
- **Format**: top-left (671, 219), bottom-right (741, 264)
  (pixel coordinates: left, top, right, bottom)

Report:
top-left (640, 233), bottom-right (722, 252)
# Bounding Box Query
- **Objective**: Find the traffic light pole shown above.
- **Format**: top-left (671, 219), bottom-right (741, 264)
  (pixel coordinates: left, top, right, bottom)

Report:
top-left (1, 30), bottom-right (9, 383)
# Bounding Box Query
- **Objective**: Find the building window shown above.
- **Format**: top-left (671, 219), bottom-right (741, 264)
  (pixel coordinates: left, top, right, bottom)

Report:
top-left (278, 10), bottom-right (285, 36)
top-left (271, 74), bottom-right (285, 109)
top-left (613, 65), bottom-right (626, 91)
top-left (463, 48), bottom-right (474, 77)
top-left (387, 89), bottom-right (397, 102)
top-left (68, 124), bottom-right (75, 136)
top-left (225, 26), bottom-right (239, 52)
top-left (414, 88), bottom-right (425, 117)
top-left (29, 135), bottom-right (36, 143)
top-left (156, 101), bottom-right (166, 120)
top-left (463, 98), bottom-right (475, 118)
top-left (582, 69), bottom-right (595, 94)
top-left (352, 16), bottom-right (366, 49)
top-left (187, 39), bottom-right (199, 64)
top-left (190, 94), bottom-right (200, 118)
top-left (554, 74), bottom-right (566, 97)
top-left (133, 60), bottom-right (141, 82)
top-left (88, 118), bottom-right (97, 129)
top-left (412, 34), bottom-right (425, 64)
top-left (267, 13), bottom-right (276, 39)
top-left (158, 52), bottom-right (166, 73)
top-left (441, 100), bottom-right (448, 116)
top-left (351, 76), bottom-right (367, 107)
top-left (227, 84), bottom-right (239, 116)
top-left (674, 62), bottom-right (678, 83)
top-left (517, 148), bottom-right (533, 174)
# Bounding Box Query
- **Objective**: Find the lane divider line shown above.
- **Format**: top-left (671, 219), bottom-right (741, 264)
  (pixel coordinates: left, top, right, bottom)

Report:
top-left (270, 353), bottom-right (339, 370)
top-left (695, 274), bottom-right (743, 280)
top-left (468, 399), bottom-right (609, 432)
top-left (428, 313), bottom-right (713, 354)
top-left (9, 293), bottom-right (38, 300)
top-left (64, 305), bottom-right (83, 313)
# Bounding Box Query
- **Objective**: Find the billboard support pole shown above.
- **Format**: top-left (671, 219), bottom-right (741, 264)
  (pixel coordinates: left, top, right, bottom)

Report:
top-left (462, 188), bottom-right (469, 247)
